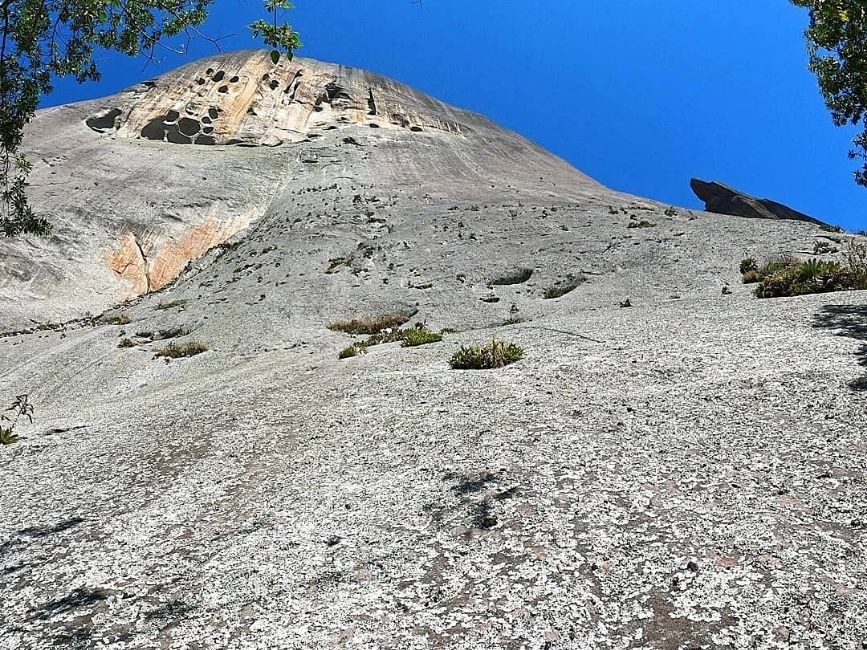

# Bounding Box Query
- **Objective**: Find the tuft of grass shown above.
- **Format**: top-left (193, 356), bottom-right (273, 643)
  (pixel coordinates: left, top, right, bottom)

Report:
top-left (741, 270), bottom-right (760, 284)
top-left (328, 313), bottom-right (411, 335)
top-left (664, 206), bottom-right (678, 217)
top-left (118, 338), bottom-right (136, 348)
top-left (401, 327), bottom-right (443, 347)
top-left (155, 300), bottom-right (186, 310)
top-left (739, 257), bottom-right (758, 275)
top-left (450, 338), bottom-right (524, 370)
top-left (338, 345), bottom-right (365, 359)
top-left (0, 426), bottom-right (19, 445)
top-left (627, 218), bottom-right (655, 229)
top-left (101, 313), bottom-right (131, 326)
top-left (502, 316), bottom-right (525, 325)
top-left (154, 341), bottom-right (208, 359)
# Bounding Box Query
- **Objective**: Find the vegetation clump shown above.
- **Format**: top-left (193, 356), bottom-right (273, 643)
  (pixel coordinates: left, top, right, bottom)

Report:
top-left (118, 337), bottom-right (136, 348)
top-left (401, 327), bottom-right (443, 347)
top-left (746, 245), bottom-right (867, 298)
top-left (450, 338), bottom-right (524, 370)
top-left (154, 341), bottom-right (208, 359)
top-left (100, 313), bottom-right (131, 326)
top-left (338, 345), bottom-right (365, 359)
top-left (1, 394), bottom-right (34, 445)
top-left (627, 218), bottom-right (655, 229)
top-left (155, 300), bottom-right (186, 310)
top-left (739, 257), bottom-right (758, 275)
top-left (328, 314), bottom-right (411, 335)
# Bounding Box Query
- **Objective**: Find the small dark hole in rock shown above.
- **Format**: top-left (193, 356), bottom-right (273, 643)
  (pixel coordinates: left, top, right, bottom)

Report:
top-left (218, 85), bottom-right (229, 93)
top-left (229, 76), bottom-right (239, 83)
top-left (269, 80), bottom-right (279, 90)
top-left (369, 123), bottom-right (380, 128)
top-left (212, 70), bottom-right (225, 82)
top-left (165, 110), bottom-right (180, 123)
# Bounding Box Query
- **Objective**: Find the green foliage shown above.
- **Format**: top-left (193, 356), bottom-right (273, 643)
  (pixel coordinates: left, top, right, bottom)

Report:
top-left (118, 337), bottom-right (136, 348)
top-left (740, 254), bottom-right (799, 285)
top-left (791, 1), bottom-right (867, 185)
top-left (753, 254), bottom-right (867, 298)
top-left (450, 338), bottom-right (524, 370)
top-left (739, 257), bottom-right (758, 275)
top-left (401, 327), bottom-right (443, 347)
top-left (154, 341), bottom-right (208, 358)
top-left (0, 0), bottom-right (301, 235)
top-left (1, 394), bottom-right (33, 444)
top-left (338, 345), bottom-right (363, 359)
top-left (0, 426), bottom-right (18, 445)
top-left (328, 314), bottom-right (411, 335)
top-left (664, 206), bottom-right (678, 217)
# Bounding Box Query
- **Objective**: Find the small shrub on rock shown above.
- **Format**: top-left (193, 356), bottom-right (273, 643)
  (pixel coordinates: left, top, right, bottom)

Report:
top-left (402, 327), bottom-right (443, 347)
top-left (154, 341), bottom-right (208, 359)
top-left (328, 313), bottom-right (411, 335)
top-left (100, 313), bottom-right (131, 326)
top-left (155, 300), bottom-right (186, 311)
top-left (754, 258), bottom-right (865, 298)
top-left (0, 426), bottom-right (18, 445)
top-left (741, 270), bottom-right (760, 284)
top-left (338, 345), bottom-right (364, 359)
top-left (118, 338), bottom-right (136, 348)
top-left (1, 395), bottom-right (33, 445)
top-left (739, 257), bottom-right (758, 275)
top-left (450, 338), bottom-right (524, 370)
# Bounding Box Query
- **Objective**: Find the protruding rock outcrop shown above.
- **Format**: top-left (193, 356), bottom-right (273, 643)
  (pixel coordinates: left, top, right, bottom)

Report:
top-left (85, 50), bottom-right (471, 147)
top-left (690, 178), bottom-right (830, 227)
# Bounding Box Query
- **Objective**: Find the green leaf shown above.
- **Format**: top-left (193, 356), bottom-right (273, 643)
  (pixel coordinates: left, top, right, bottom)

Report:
top-left (270, 50), bottom-right (280, 65)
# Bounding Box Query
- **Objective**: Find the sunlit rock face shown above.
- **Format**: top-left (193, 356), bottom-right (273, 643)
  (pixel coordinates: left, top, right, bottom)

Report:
top-left (3, 51), bottom-right (867, 650)
top-left (2, 50), bottom-right (601, 329)
top-left (86, 50), bottom-right (471, 147)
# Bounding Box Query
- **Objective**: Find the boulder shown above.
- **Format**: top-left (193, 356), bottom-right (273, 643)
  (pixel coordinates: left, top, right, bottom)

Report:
top-left (690, 178), bottom-right (830, 227)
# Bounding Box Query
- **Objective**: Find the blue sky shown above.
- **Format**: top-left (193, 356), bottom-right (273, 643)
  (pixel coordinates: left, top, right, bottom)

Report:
top-left (47, 0), bottom-right (867, 230)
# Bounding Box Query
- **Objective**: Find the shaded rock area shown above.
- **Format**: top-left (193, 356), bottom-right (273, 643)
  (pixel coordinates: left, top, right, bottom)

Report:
top-left (690, 178), bottom-right (831, 227)
top-left (1, 51), bottom-right (867, 649)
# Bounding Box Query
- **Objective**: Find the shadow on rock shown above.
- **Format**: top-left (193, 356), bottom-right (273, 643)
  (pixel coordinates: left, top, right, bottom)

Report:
top-left (813, 304), bottom-right (867, 391)
top-left (30, 587), bottom-right (111, 621)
